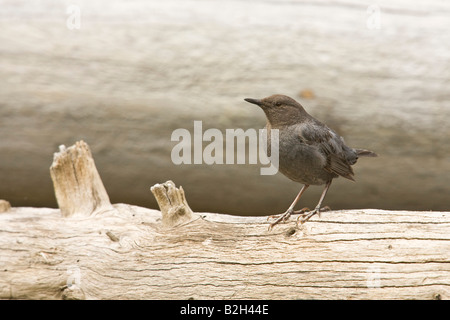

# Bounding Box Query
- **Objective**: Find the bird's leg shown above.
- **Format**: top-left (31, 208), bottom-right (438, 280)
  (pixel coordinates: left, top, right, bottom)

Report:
top-left (298, 180), bottom-right (332, 224)
top-left (268, 185), bottom-right (309, 230)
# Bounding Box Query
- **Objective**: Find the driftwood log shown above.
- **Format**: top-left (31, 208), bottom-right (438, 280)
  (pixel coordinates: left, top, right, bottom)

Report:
top-left (0, 141), bottom-right (449, 300)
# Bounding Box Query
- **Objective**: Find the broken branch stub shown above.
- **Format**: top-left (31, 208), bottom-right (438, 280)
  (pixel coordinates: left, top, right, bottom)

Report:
top-left (50, 141), bottom-right (112, 217)
top-left (0, 200), bottom-right (11, 213)
top-left (150, 181), bottom-right (194, 227)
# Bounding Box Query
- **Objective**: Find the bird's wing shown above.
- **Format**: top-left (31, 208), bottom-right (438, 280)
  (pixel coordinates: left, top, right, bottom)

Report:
top-left (298, 123), bottom-right (355, 181)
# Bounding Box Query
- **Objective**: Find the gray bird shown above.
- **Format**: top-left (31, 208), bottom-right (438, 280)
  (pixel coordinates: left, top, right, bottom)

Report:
top-left (244, 94), bottom-right (377, 229)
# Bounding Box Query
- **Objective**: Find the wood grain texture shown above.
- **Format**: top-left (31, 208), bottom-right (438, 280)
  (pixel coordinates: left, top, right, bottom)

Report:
top-left (1, 206), bottom-right (448, 299)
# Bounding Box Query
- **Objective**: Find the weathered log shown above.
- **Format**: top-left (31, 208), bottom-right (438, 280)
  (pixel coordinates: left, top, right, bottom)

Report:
top-left (49, 141), bottom-right (112, 217)
top-left (0, 205), bottom-right (449, 300)
top-left (1, 141), bottom-right (449, 300)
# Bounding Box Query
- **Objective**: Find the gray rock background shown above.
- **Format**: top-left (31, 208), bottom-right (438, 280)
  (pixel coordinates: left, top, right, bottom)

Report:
top-left (1, 0), bottom-right (449, 214)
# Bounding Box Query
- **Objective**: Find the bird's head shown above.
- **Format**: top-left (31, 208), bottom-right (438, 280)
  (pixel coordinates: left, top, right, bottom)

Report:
top-left (244, 94), bottom-right (307, 126)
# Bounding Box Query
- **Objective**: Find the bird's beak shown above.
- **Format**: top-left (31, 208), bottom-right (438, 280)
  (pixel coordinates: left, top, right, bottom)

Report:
top-left (244, 98), bottom-right (263, 106)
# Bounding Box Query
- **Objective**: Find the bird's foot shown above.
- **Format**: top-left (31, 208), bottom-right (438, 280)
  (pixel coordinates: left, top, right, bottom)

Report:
top-left (318, 205), bottom-right (331, 216)
top-left (293, 207), bottom-right (310, 214)
top-left (296, 206), bottom-right (331, 224)
top-left (267, 208), bottom-right (294, 231)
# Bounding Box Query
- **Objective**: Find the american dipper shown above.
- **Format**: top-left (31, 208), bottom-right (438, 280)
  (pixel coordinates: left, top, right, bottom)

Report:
top-left (244, 94), bottom-right (377, 229)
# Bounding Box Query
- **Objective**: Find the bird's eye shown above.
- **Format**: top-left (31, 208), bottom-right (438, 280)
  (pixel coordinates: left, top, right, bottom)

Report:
top-left (275, 102), bottom-right (282, 107)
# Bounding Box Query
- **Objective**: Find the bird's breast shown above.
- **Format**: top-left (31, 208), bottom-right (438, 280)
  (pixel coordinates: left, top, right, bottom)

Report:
top-left (267, 128), bottom-right (335, 185)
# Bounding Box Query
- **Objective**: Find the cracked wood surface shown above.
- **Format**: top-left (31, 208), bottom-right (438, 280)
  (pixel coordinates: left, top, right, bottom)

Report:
top-left (1, 206), bottom-right (449, 299)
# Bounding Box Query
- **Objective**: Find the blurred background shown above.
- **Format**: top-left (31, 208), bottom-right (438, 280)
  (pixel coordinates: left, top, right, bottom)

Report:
top-left (1, 0), bottom-right (449, 215)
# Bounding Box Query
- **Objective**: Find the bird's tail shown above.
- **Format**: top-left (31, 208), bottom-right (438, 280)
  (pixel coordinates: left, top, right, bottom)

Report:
top-left (355, 149), bottom-right (378, 157)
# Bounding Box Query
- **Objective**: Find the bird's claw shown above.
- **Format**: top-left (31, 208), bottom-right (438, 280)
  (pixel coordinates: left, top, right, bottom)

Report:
top-left (293, 207), bottom-right (310, 214)
top-left (268, 206), bottom-right (331, 230)
top-left (297, 209), bottom-right (318, 224)
top-left (296, 206), bottom-right (331, 224)
top-left (267, 208), bottom-right (294, 230)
